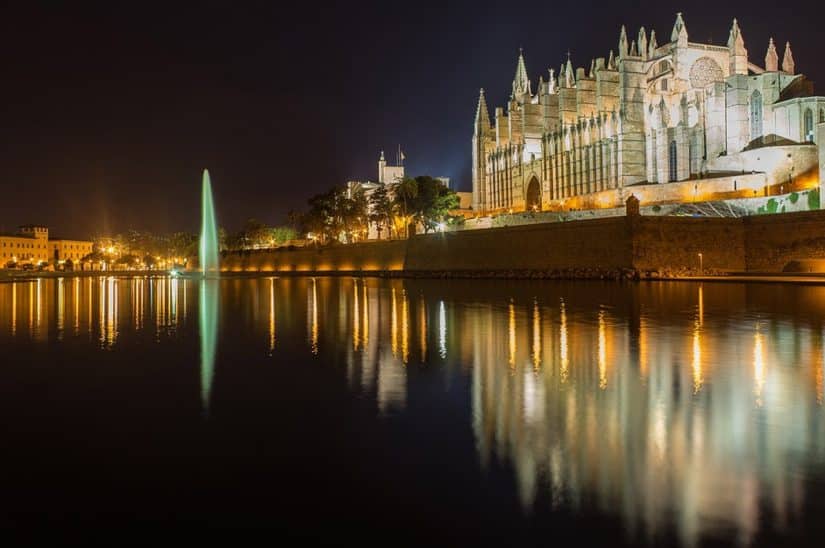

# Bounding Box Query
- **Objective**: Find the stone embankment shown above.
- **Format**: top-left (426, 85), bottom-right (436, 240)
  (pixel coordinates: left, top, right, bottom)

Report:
top-left (216, 207), bottom-right (825, 279)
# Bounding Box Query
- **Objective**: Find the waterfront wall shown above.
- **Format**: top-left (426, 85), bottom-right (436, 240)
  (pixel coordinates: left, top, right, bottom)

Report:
top-left (219, 209), bottom-right (825, 276)
top-left (744, 210), bottom-right (825, 272)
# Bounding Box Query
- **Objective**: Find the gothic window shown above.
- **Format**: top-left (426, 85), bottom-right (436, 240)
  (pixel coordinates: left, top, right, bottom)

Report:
top-left (669, 140), bottom-right (677, 182)
top-left (750, 90), bottom-right (763, 141)
top-left (804, 108), bottom-right (814, 142)
top-left (661, 79), bottom-right (668, 91)
top-left (820, 109), bottom-right (825, 123)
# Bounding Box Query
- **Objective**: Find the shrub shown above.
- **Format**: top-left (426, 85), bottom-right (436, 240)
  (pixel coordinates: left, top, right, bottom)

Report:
top-left (766, 198), bottom-right (778, 214)
top-left (789, 192), bottom-right (799, 204)
top-left (808, 188), bottom-right (821, 210)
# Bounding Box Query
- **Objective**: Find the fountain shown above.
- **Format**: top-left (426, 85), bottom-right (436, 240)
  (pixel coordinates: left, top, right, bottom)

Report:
top-left (198, 169), bottom-right (219, 415)
top-left (200, 169), bottom-right (219, 276)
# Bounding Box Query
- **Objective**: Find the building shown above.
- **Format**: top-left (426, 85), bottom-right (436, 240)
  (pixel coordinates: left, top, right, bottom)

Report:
top-left (473, 13), bottom-right (825, 214)
top-left (1, 225), bottom-right (93, 269)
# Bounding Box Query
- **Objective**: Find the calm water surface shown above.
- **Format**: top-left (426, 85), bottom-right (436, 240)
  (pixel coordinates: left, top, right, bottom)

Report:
top-left (1, 276), bottom-right (825, 545)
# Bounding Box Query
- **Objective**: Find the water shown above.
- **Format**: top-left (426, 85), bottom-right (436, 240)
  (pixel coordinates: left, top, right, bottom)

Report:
top-left (199, 169), bottom-right (219, 275)
top-left (1, 276), bottom-right (825, 545)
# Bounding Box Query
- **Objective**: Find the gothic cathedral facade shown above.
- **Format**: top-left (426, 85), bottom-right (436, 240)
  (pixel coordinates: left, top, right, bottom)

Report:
top-left (472, 13), bottom-right (825, 214)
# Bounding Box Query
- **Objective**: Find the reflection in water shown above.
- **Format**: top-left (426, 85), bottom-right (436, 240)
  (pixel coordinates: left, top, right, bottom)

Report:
top-left (199, 279), bottom-right (219, 416)
top-left (439, 301), bottom-right (446, 360)
top-left (2, 277), bottom-right (825, 546)
top-left (754, 326), bottom-right (766, 407)
top-left (269, 278), bottom-right (276, 354)
top-left (308, 278), bottom-right (318, 354)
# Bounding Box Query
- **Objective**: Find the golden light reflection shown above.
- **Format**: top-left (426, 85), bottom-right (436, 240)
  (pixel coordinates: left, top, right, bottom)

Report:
top-left (105, 277), bottom-right (118, 347)
top-left (391, 287), bottom-right (398, 357)
top-left (11, 282), bottom-right (16, 336)
top-left (57, 278), bottom-right (64, 339)
top-left (308, 278), bottom-right (318, 354)
top-left (401, 289), bottom-right (409, 364)
top-left (352, 279), bottom-right (360, 351)
top-left (170, 277), bottom-right (179, 327)
top-left (438, 300), bottom-right (446, 359)
top-left (692, 319), bottom-right (703, 394)
top-left (98, 277), bottom-right (105, 344)
top-left (419, 294), bottom-right (427, 363)
top-left (560, 299), bottom-right (569, 382)
top-left (598, 309), bottom-right (607, 390)
top-left (361, 280), bottom-right (369, 350)
top-left (639, 316), bottom-right (648, 380)
top-left (531, 300), bottom-right (541, 371)
top-left (508, 300), bottom-right (516, 368)
top-left (74, 277), bottom-right (80, 334)
top-left (36, 279), bottom-right (41, 334)
top-left (754, 326), bottom-right (766, 407)
top-left (269, 278), bottom-right (276, 354)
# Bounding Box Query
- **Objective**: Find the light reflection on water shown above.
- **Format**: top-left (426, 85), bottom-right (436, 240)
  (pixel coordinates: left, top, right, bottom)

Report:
top-left (1, 276), bottom-right (825, 545)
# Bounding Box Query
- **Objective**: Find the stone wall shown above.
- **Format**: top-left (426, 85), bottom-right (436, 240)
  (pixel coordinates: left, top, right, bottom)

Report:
top-left (220, 240), bottom-right (407, 273)
top-left (219, 209), bottom-right (825, 276)
top-left (744, 210), bottom-right (825, 272)
top-left (632, 216), bottom-right (746, 273)
top-left (404, 217), bottom-right (631, 273)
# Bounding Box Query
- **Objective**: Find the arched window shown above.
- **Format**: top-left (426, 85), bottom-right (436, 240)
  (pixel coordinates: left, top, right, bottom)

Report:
top-left (750, 90), bottom-right (763, 140)
top-left (669, 140), bottom-right (678, 182)
top-left (820, 108), bottom-right (825, 124)
top-left (804, 108), bottom-right (814, 142)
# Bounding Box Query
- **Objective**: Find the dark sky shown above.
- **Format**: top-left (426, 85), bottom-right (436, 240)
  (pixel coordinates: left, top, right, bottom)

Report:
top-left (0, 1), bottom-right (821, 237)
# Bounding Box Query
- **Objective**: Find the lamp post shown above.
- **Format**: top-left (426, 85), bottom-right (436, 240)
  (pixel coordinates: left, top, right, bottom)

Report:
top-left (698, 252), bottom-right (703, 275)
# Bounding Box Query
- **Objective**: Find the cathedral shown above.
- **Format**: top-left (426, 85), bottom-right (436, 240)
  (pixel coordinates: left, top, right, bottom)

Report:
top-left (472, 13), bottom-right (825, 214)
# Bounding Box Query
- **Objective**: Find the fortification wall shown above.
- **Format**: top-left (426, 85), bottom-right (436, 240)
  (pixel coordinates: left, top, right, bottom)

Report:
top-left (633, 216), bottom-right (746, 273)
top-left (404, 217), bottom-right (631, 273)
top-left (744, 210), bottom-right (825, 272)
top-left (219, 209), bottom-right (825, 277)
top-left (220, 240), bottom-right (407, 273)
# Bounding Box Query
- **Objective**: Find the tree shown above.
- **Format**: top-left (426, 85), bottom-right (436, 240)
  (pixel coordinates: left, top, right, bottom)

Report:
top-left (303, 185), bottom-right (370, 244)
top-left (391, 176), bottom-right (460, 235)
top-left (394, 177), bottom-right (418, 222)
top-left (270, 226), bottom-right (298, 246)
top-left (369, 183), bottom-right (395, 239)
top-left (412, 176), bottom-right (460, 233)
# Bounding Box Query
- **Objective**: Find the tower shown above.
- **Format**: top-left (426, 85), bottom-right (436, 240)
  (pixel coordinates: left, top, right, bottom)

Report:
top-left (472, 88), bottom-right (494, 212)
top-left (765, 38), bottom-right (779, 72)
top-left (727, 19), bottom-right (748, 75)
top-left (378, 150), bottom-right (387, 183)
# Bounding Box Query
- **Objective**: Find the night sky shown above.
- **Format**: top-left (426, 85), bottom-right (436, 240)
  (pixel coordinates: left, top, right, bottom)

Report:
top-left (1, 1), bottom-right (821, 237)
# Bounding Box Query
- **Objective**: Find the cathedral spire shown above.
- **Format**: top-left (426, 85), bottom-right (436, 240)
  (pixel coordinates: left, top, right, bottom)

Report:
top-left (474, 88), bottom-right (491, 134)
top-left (512, 49), bottom-right (532, 98)
top-left (638, 27), bottom-right (648, 60)
top-left (607, 50), bottom-right (616, 70)
top-left (588, 59), bottom-right (595, 78)
top-left (547, 68), bottom-right (556, 93)
top-left (618, 25), bottom-right (629, 58)
top-left (671, 12), bottom-right (688, 46)
top-left (649, 30), bottom-right (658, 57)
top-left (765, 38), bottom-right (779, 72)
top-left (564, 56), bottom-right (574, 87)
top-left (727, 18), bottom-right (745, 52)
top-left (727, 18), bottom-right (747, 75)
top-left (782, 41), bottom-right (795, 74)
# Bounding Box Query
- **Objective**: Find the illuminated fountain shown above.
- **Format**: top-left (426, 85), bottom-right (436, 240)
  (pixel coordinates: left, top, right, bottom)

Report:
top-left (200, 169), bottom-right (220, 276)
top-left (198, 169), bottom-right (219, 415)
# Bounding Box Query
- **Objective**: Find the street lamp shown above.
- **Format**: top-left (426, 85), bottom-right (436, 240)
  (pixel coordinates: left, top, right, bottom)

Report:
top-left (698, 252), bottom-right (703, 275)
